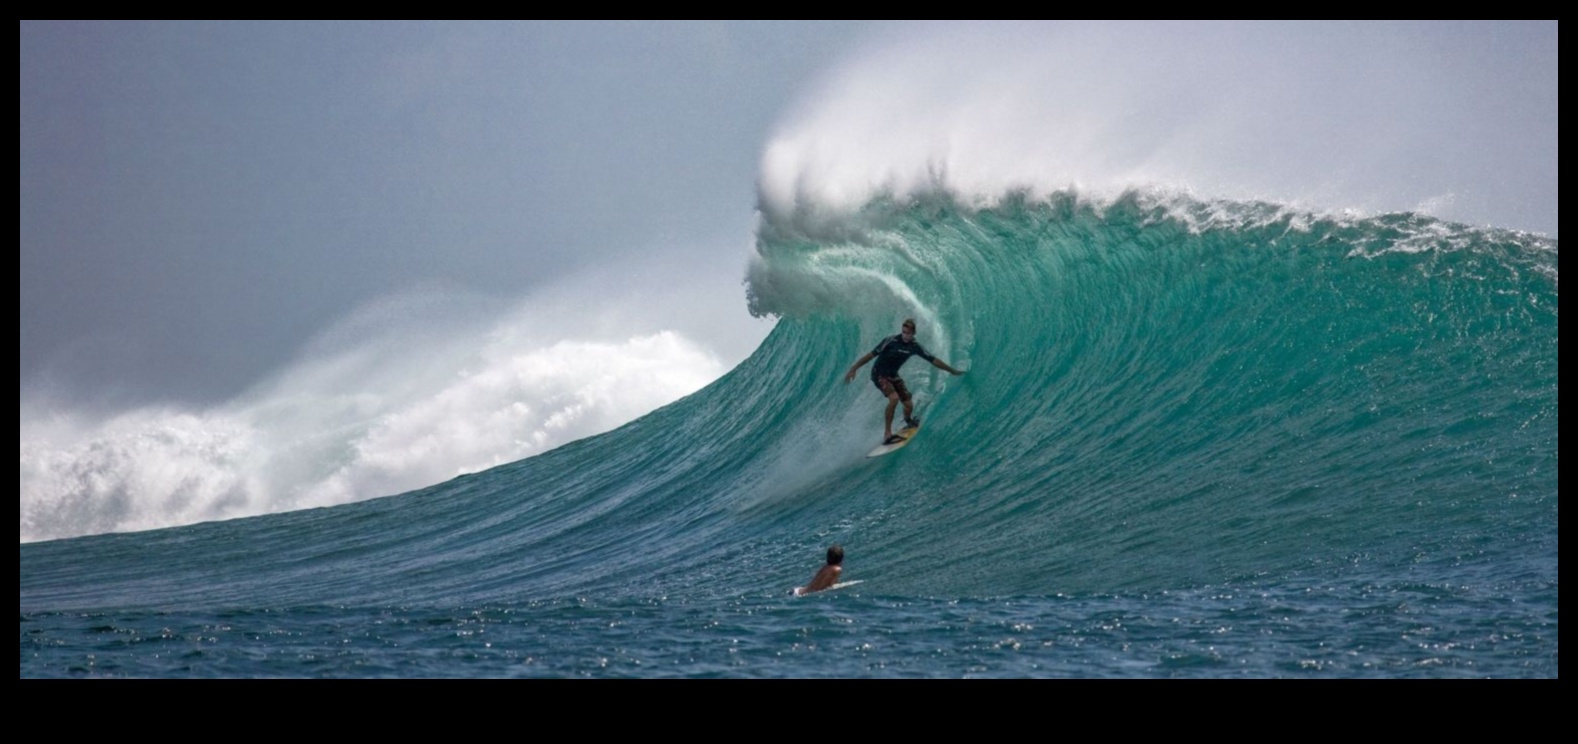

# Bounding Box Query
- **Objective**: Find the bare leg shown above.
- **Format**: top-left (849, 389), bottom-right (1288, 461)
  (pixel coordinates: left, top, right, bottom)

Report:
top-left (884, 394), bottom-right (900, 439)
top-left (902, 396), bottom-right (915, 425)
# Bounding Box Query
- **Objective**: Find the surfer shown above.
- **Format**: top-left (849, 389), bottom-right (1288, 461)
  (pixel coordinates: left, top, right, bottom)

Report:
top-left (800, 544), bottom-right (845, 595)
top-left (844, 318), bottom-right (965, 444)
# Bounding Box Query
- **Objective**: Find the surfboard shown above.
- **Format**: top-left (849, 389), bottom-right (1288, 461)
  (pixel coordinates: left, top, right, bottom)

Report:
top-left (866, 423), bottom-right (920, 458)
top-left (792, 580), bottom-right (864, 596)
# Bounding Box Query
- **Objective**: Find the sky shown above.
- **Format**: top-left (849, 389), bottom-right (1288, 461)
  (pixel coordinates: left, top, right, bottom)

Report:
top-left (20, 21), bottom-right (1557, 541)
top-left (21, 21), bottom-right (879, 405)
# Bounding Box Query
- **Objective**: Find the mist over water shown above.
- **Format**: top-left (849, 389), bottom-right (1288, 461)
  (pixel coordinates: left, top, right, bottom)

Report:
top-left (760, 21), bottom-right (1556, 238)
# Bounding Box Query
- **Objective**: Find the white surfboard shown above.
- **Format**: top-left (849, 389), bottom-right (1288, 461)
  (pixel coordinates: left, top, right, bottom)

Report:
top-left (792, 580), bottom-right (864, 596)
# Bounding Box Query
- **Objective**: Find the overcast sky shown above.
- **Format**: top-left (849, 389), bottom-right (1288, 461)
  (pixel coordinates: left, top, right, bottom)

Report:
top-left (21, 21), bottom-right (878, 405)
top-left (20, 22), bottom-right (1557, 541)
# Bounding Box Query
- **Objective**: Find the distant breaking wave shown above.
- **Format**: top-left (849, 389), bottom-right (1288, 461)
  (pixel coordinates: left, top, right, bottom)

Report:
top-left (20, 309), bottom-right (727, 543)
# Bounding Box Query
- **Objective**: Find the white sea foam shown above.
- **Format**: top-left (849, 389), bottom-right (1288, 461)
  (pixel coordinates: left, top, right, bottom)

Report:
top-left (20, 288), bottom-right (729, 543)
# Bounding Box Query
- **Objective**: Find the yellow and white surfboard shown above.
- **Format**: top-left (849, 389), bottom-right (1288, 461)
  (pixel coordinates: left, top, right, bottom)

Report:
top-left (865, 423), bottom-right (920, 458)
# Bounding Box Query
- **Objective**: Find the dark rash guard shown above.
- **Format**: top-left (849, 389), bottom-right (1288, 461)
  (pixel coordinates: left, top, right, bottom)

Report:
top-left (869, 334), bottom-right (936, 379)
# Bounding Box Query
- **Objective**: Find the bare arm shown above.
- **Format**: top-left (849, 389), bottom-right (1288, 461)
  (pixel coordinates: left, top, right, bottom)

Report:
top-left (931, 358), bottom-right (966, 376)
top-left (844, 352), bottom-right (875, 383)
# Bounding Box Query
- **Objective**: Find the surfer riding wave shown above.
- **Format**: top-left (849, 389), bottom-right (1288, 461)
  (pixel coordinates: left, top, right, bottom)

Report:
top-left (844, 318), bottom-right (965, 444)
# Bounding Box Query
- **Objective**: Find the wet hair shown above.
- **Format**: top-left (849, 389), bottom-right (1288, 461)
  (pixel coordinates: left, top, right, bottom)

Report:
top-left (826, 544), bottom-right (844, 565)
top-left (902, 318), bottom-right (916, 331)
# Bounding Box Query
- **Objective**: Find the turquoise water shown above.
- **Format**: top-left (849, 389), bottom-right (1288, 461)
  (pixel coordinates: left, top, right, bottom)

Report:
top-left (21, 192), bottom-right (1558, 677)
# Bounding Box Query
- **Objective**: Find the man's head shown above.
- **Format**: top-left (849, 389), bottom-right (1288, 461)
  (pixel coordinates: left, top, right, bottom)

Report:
top-left (827, 544), bottom-right (844, 565)
top-left (901, 318), bottom-right (916, 341)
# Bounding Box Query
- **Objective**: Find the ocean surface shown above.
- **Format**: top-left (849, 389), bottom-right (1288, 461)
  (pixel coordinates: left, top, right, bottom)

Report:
top-left (20, 191), bottom-right (1558, 677)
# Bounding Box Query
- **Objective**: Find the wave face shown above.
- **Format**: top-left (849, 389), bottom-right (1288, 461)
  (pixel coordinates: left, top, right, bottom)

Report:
top-left (745, 192), bottom-right (1558, 594)
top-left (20, 192), bottom-right (1558, 676)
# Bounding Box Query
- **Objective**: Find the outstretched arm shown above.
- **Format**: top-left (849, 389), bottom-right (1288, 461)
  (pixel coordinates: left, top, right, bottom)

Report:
top-left (931, 358), bottom-right (966, 376)
top-left (844, 352), bottom-right (875, 383)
